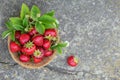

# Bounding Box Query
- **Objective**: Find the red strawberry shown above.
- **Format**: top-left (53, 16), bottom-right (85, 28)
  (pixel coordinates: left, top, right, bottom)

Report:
top-left (38, 47), bottom-right (45, 54)
top-left (29, 27), bottom-right (37, 36)
top-left (22, 41), bottom-right (36, 55)
top-left (44, 29), bottom-right (57, 37)
top-left (67, 55), bottom-right (78, 67)
top-left (33, 56), bottom-right (42, 63)
top-left (43, 39), bottom-right (51, 49)
top-left (10, 41), bottom-right (21, 53)
top-left (15, 31), bottom-right (21, 40)
top-left (32, 35), bottom-right (43, 46)
top-left (19, 54), bottom-right (30, 62)
top-left (19, 33), bottom-right (30, 45)
top-left (33, 49), bottom-right (44, 58)
top-left (44, 50), bottom-right (53, 57)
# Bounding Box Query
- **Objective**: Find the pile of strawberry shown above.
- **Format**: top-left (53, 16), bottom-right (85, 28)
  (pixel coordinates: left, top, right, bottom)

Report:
top-left (10, 28), bottom-right (58, 63)
top-left (2, 3), bottom-right (68, 64)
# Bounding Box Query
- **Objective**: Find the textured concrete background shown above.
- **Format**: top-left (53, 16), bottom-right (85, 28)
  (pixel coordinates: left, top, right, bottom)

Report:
top-left (0, 0), bottom-right (120, 80)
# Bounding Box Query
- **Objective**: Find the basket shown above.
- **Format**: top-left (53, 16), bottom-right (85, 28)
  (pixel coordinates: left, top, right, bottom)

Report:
top-left (8, 35), bottom-right (59, 69)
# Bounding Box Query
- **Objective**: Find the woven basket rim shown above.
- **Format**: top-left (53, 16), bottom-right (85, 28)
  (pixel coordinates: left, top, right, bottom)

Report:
top-left (8, 34), bottom-right (60, 69)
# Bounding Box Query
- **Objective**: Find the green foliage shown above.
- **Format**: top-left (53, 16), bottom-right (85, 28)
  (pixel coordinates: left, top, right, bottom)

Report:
top-left (35, 22), bottom-right (45, 34)
top-left (2, 3), bottom-right (59, 41)
top-left (31, 5), bottom-right (41, 20)
top-left (20, 3), bottom-right (30, 19)
top-left (51, 42), bottom-right (68, 54)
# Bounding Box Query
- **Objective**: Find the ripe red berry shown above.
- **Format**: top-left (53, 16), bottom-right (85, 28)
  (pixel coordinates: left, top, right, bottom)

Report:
top-left (44, 29), bottom-right (57, 37)
top-left (32, 35), bottom-right (43, 46)
top-left (67, 55), bottom-right (78, 67)
top-left (19, 54), bottom-right (30, 62)
top-left (10, 41), bottom-right (21, 53)
top-left (38, 47), bottom-right (45, 54)
top-left (22, 41), bottom-right (36, 55)
top-left (15, 31), bottom-right (21, 40)
top-left (43, 39), bottom-right (51, 50)
top-left (44, 50), bottom-right (53, 57)
top-left (33, 57), bottom-right (42, 63)
top-left (19, 33), bottom-right (30, 45)
top-left (33, 49), bottom-right (44, 58)
top-left (29, 27), bottom-right (37, 36)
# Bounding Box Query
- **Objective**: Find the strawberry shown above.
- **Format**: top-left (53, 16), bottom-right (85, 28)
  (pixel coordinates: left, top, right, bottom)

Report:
top-left (43, 39), bottom-right (51, 49)
top-left (33, 56), bottom-right (42, 63)
top-left (44, 50), bottom-right (53, 57)
top-left (67, 55), bottom-right (78, 67)
top-left (29, 27), bottom-right (37, 36)
top-left (15, 31), bottom-right (21, 40)
top-left (33, 49), bottom-right (44, 58)
top-left (22, 41), bottom-right (36, 55)
top-left (19, 54), bottom-right (30, 62)
top-left (10, 41), bottom-right (21, 53)
top-left (38, 47), bottom-right (45, 54)
top-left (44, 29), bottom-right (57, 37)
top-left (19, 33), bottom-right (30, 45)
top-left (32, 35), bottom-right (43, 46)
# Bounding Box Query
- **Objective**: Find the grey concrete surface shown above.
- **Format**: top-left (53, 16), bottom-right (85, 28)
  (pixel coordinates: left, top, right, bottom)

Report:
top-left (0, 0), bottom-right (120, 80)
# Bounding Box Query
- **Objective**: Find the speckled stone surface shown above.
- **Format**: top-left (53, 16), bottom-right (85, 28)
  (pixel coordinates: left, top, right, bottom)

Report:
top-left (0, 0), bottom-right (120, 80)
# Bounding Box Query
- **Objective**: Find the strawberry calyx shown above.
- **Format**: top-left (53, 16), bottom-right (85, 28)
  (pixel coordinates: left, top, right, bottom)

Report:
top-left (74, 57), bottom-right (79, 64)
top-left (33, 49), bottom-right (42, 58)
top-left (45, 35), bottom-right (57, 41)
top-left (28, 27), bottom-right (34, 31)
top-left (24, 41), bottom-right (34, 49)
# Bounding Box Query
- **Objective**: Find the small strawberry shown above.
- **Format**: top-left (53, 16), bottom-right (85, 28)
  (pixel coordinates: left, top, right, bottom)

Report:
top-left (22, 41), bottom-right (36, 55)
top-left (33, 56), bottom-right (42, 63)
top-left (44, 29), bottom-right (57, 37)
top-left (33, 49), bottom-right (44, 58)
top-left (32, 35), bottom-right (43, 46)
top-left (10, 41), bottom-right (21, 53)
top-left (67, 55), bottom-right (78, 67)
top-left (44, 50), bottom-right (53, 57)
top-left (29, 27), bottom-right (37, 36)
top-left (15, 31), bottom-right (21, 40)
top-left (19, 54), bottom-right (30, 62)
top-left (38, 47), bottom-right (45, 54)
top-left (19, 33), bottom-right (30, 45)
top-left (43, 39), bottom-right (51, 49)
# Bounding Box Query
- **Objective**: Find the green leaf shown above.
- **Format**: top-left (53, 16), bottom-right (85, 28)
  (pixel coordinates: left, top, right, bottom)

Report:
top-left (23, 17), bottom-right (28, 27)
top-left (13, 24), bottom-right (24, 31)
top-left (51, 41), bottom-right (68, 54)
top-left (55, 22), bottom-right (59, 28)
top-left (10, 30), bottom-right (15, 41)
top-left (20, 3), bottom-right (30, 19)
top-left (5, 21), bottom-right (13, 29)
top-left (9, 17), bottom-right (22, 25)
top-left (31, 5), bottom-right (40, 20)
top-left (43, 23), bottom-right (56, 29)
top-left (55, 19), bottom-right (59, 28)
top-left (35, 22), bottom-right (45, 34)
top-left (58, 42), bottom-right (68, 47)
top-left (45, 10), bottom-right (55, 16)
top-left (51, 42), bottom-right (68, 49)
top-left (56, 47), bottom-right (62, 54)
top-left (51, 44), bottom-right (58, 49)
top-left (2, 30), bottom-right (11, 39)
top-left (38, 15), bottom-right (56, 23)
top-left (51, 44), bottom-right (62, 54)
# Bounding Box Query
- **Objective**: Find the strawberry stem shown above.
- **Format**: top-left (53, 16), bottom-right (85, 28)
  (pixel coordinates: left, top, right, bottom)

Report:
top-left (34, 49), bottom-right (41, 57)
top-left (45, 35), bottom-right (57, 41)
top-left (74, 57), bottom-right (79, 63)
top-left (24, 41), bottom-right (34, 49)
